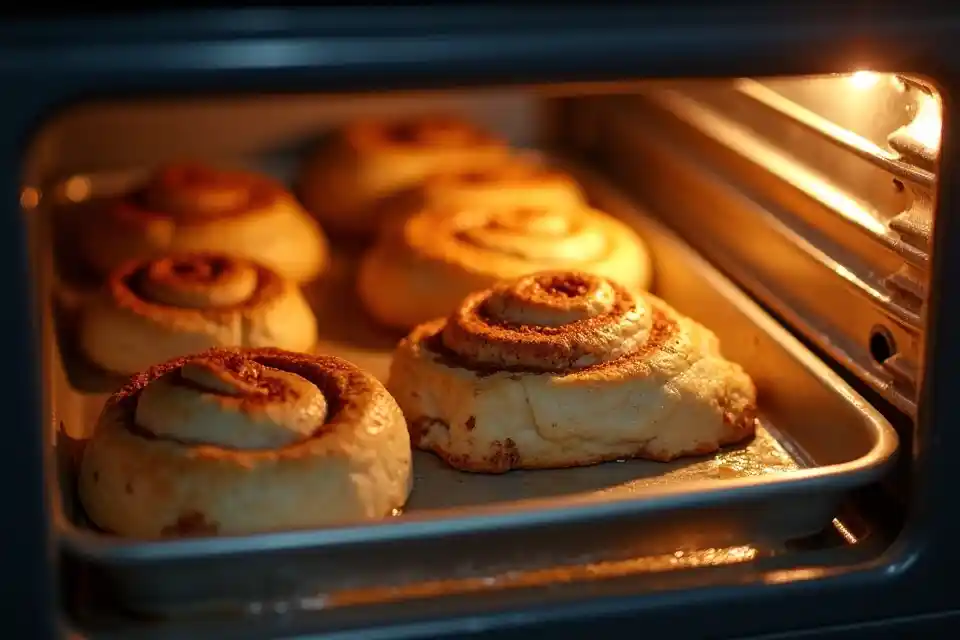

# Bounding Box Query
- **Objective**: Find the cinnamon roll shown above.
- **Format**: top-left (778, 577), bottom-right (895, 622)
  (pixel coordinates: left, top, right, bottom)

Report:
top-left (80, 163), bottom-right (329, 282)
top-left (79, 348), bottom-right (413, 537)
top-left (388, 271), bottom-right (757, 472)
top-left (298, 114), bottom-right (510, 236)
top-left (375, 158), bottom-right (587, 230)
top-left (357, 203), bottom-right (652, 330)
top-left (78, 254), bottom-right (318, 375)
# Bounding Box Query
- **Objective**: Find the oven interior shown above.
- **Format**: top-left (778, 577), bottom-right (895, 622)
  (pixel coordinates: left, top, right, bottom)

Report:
top-left (25, 75), bottom-right (935, 635)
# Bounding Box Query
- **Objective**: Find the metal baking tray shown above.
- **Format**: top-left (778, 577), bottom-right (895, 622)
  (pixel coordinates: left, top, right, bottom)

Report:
top-left (44, 148), bottom-right (898, 614)
top-left (580, 94), bottom-right (923, 415)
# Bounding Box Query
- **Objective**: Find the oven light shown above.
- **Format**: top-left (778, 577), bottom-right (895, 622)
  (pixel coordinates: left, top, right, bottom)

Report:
top-left (849, 71), bottom-right (882, 90)
top-left (902, 91), bottom-right (942, 153)
top-left (62, 176), bottom-right (91, 203)
top-left (19, 187), bottom-right (40, 210)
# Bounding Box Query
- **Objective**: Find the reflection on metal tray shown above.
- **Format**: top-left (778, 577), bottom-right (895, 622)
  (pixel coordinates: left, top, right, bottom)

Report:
top-left (46, 157), bottom-right (898, 614)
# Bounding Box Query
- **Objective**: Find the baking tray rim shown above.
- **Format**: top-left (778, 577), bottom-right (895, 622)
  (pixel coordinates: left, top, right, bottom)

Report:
top-left (51, 161), bottom-right (899, 565)
top-left (58, 453), bottom-right (895, 563)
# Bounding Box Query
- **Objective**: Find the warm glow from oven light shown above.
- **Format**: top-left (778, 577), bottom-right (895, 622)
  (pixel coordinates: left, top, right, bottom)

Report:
top-left (19, 187), bottom-right (40, 210)
top-left (904, 91), bottom-right (942, 153)
top-left (63, 176), bottom-right (92, 203)
top-left (849, 71), bottom-right (881, 90)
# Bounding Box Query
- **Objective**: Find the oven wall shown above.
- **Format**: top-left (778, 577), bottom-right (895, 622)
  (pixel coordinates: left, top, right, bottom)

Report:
top-left (23, 92), bottom-right (546, 183)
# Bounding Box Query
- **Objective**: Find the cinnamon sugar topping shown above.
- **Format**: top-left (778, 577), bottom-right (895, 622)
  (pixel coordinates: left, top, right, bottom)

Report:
top-left (134, 254), bottom-right (260, 309)
top-left (541, 273), bottom-right (591, 298)
top-left (178, 355), bottom-right (299, 403)
top-left (117, 163), bottom-right (282, 222)
top-left (112, 253), bottom-right (282, 316)
top-left (117, 348), bottom-right (379, 450)
top-left (434, 270), bottom-right (667, 374)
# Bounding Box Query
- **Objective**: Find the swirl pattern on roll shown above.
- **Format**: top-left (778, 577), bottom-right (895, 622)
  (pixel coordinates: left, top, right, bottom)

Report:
top-left (79, 348), bottom-right (412, 537)
top-left (357, 201), bottom-right (653, 330)
top-left (298, 114), bottom-right (511, 236)
top-left (388, 270), bottom-right (757, 471)
top-left (117, 254), bottom-right (282, 317)
top-left (345, 115), bottom-right (504, 153)
top-left (440, 272), bottom-right (653, 372)
top-left (79, 253), bottom-right (318, 375)
top-left (133, 164), bottom-right (277, 220)
top-left (375, 159), bottom-right (588, 233)
top-left (121, 351), bottom-right (370, 450)
top-left (433, 206), bottom-right (615, 264)
top-left (136, 355), bottom-right (330, 450)
top-left (81, 162), bottom-right (328, 283)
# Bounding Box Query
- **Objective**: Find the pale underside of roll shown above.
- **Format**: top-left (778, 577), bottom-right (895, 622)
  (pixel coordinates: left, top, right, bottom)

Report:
top-left (79, 348), bottom-right (413, 537)
top-left (388, 271), bottom-right (757, 472)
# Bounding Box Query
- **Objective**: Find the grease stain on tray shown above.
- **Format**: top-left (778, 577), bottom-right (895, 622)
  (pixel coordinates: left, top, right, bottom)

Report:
top-left (405, 420), bottom-right (798, 511)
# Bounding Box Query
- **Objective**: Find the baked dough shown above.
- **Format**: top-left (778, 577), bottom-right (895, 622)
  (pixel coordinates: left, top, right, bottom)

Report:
top-left (298, 114), bottom-right (510, 236)
top-left (79, 348), bottom-right (413, 537)
top-left (79, 163), bottom-right (329, 283)
top-left (357, 202), bottom-right (653, 330)
top-left (388, 271), bottom-right (757, 472)
top-left (78, 253), bottom-right (318, 375)
top-left (374, 157), bottom-right (587, 230)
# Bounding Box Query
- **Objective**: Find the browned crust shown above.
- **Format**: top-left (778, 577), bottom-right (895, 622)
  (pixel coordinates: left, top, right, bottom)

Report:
top-left (423, 305), bottom-right (678, 378)
top-left (107, 253), bottom-right (284, 320)
top-left (110, 347), bottom-right (377, 450)
top-left (107, 163), bottom-right (288, 226)
top-left (413, 159), bottom-right (581, 201)
top-left (410, 204), bottom-right (617, 268)
top-left (342, 114), bottom-right (506, 151)
top-left (159, 510), bottom-right (220, 537)
top-left (444, 275), bottom-right (641, 372)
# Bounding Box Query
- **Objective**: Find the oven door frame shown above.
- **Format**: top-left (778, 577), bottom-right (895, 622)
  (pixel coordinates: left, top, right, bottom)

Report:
top-left (4, 6), bottom-right (960, 638)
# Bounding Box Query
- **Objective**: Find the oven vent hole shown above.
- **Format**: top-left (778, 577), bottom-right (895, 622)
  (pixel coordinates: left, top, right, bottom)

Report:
top-left (869, 326), bottom-right (897, 366)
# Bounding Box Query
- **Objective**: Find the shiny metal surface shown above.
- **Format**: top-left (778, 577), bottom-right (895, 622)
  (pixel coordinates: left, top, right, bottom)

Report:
top-left (43, 131), bottom-right (896, 613)
top-left (736, 77), bottom-right (935, 190)
top-left (588, 91), bottom-right (924, 414)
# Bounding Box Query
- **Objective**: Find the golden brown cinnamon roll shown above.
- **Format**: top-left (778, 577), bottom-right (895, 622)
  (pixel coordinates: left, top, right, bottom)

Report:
top-left (79, 348), bottom-right (413, 537)
top-left (298, 114), bottom-right (510, 236)
top-left (78, 254), bottom-right (317, 375)
top-left (389, 271), bottom-right (757, 472)
top-left (357, 202), bottom-right (652, 330)
top-left (80, 163), bottom-right (329, 282)
top-left (375, 158), bottom-right (587, 229)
